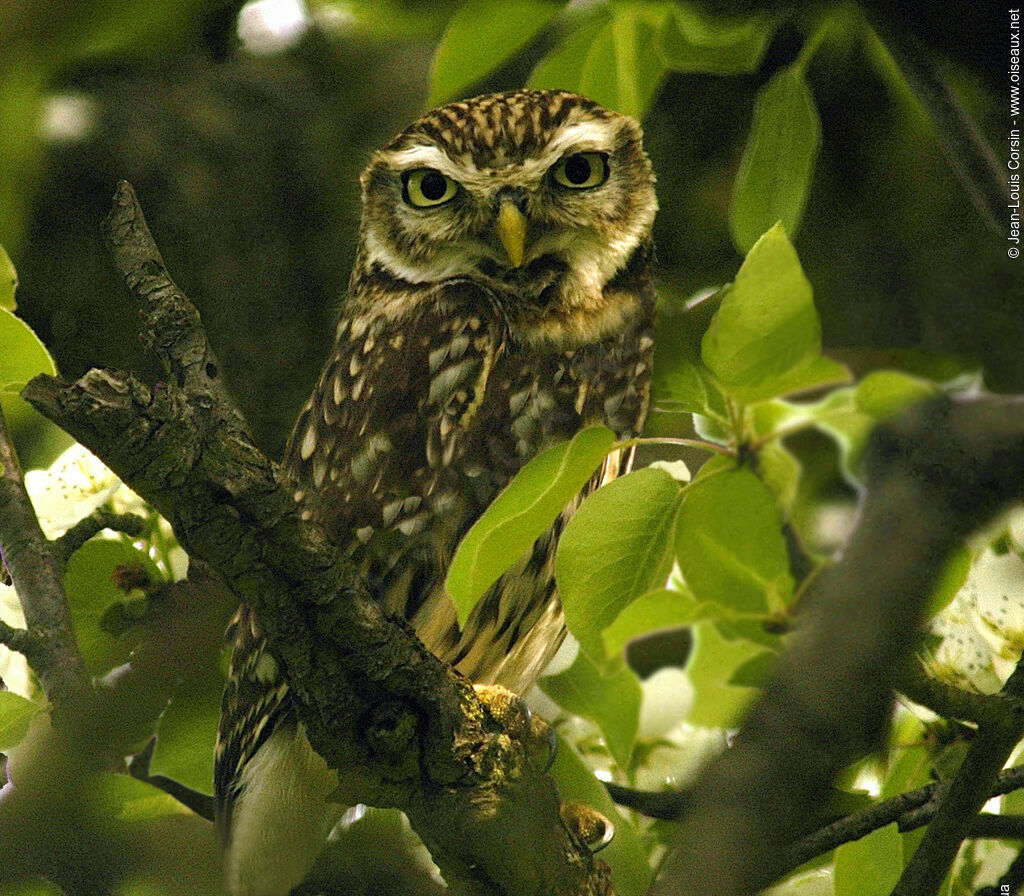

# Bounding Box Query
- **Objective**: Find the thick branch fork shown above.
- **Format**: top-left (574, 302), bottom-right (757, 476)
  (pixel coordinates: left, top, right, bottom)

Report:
top-left (21, 182), bottom-right (608, 896)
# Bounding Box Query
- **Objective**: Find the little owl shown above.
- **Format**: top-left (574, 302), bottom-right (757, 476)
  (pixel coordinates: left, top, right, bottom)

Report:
top-left (215, 88), bottom-right (657, 896)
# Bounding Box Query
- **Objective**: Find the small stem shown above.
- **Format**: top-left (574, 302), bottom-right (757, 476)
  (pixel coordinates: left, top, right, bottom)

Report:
top-left (620, 436), bottom-right (735, 457)
top-left (53, 511), bottom-right (147, 566)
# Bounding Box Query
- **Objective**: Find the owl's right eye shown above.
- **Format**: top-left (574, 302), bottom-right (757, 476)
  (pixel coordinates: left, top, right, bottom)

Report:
top-left (402, 169), bottom-right (458, 207)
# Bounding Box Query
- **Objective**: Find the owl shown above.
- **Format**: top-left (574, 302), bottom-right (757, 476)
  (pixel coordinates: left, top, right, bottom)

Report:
top-left (215, 88), bottom-right (657, 896)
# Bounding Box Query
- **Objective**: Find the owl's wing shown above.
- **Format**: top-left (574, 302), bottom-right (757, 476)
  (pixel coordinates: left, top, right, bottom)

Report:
top-left (214, 603), bottom-right (291, 843)
top-left (283, 279), bottom-right (510, 566)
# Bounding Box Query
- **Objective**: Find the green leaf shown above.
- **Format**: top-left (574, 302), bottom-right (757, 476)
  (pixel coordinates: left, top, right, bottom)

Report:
top-left (675, 467), bottom-right (794, 614)
top-left (854, 370), bottom-right (940, 420)
top-left (64, 539), bottom-right (163, 675)
top-left (728, 649), bottom-right (777, 687)
top-left (89, 772), bottom-right (191, 822)
top-left (723, 355), bottom-right (851, 405)
top-left (833, 823), bottom-right (902, 896)
top-left (548, 737), bottom-right (652, 896)
top-left (446, 426), bottom-right (616, 625)
top-left (658, 5), bottom-right (771, 74)
top-left (0, 246), bottom-right (17, 310)
top-left (756, 441), bottom-right (802, 517)
top-left (0, 307), bottom-right (57, 431)
top-left (602, 586), bottom-right (712, 659)
top-left (0, 691), bottom-right (42, 750)
top-left (557, 468), bottom-right (684, 661)
top-left (150, 663), bottom-right (224, 792)
top-left (685, 621), bottom-right (764, 727)
top-left (702, 224), bottom-right (820, 395)
top-left (530, 12), bottom-right (609, 93)
top-left (729, 68), bottom-right (821, 253)
top-left (429, 0), bottom-right (562, 105)
top-left (576, 6), bottom-right (669, 118)
top-left (541, 651), bottom-right (640, 767)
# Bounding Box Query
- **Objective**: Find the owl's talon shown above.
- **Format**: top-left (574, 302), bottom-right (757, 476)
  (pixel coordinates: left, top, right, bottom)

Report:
top-left (560, 801), bottom-right (615, 853)
top-left (474, 684), bottom-right (555, 771)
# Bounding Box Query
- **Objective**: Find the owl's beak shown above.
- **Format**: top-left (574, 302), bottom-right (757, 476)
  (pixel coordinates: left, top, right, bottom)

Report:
top-left (496, 200), bottom-right (528, 268)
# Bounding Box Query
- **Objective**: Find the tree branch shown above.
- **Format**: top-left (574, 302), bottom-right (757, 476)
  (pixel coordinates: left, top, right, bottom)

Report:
top-left (647, 396), bottom-right (1024, 896)
top-left (0, 403), bottom-right (89, 705)
top-left (893, 656), bottom-right (1024, 895)
top-left (21, 181), bottom-right (609, 896)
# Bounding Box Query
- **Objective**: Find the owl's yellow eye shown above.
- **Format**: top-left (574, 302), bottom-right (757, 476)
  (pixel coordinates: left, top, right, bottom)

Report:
top-left (402, 169), bottom-right (458, 207)
top-left (551, 152), bottom-right (609, 189)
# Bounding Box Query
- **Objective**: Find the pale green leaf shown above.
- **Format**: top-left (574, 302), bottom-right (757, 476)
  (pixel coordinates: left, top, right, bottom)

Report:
top-left (150, 664), bottom-right (223, 792)
top-left (446, 426), bottom-right (616, 624)
top-left (702, 224), bottom-right (821, 396)
top-left (756, 441), bottom-right (801, 517)
top-left (0, 307), bottom-right (57, 431)
top-left (64, 539), bottom-right (163, 676)
top-left (854, 369), bottom-right (940, 420)
top-left (602, 586), bottom-right (712, 659)
top-left (729, 68), bottom-right (821, 253)
top-left (557, 467), bottom-right (684, 660)
top-left (685, 621), bottom-right (764, 727)
top-left (728, 649), bottom-right (777, 687)
top-left (541, 651), bottom-right (640, 767)
top-left (833, 823), bottom-right (902, 896)
top-left (548, 737), bottom-right (652, 896)
top-left (0, 246), bottom-right (17, 310)
top-left (658, 5), bottom-right (771, 74)
top-left (429, 0), bottom-right (562, 105)
top-left (675, 467), bottom-right (794, 614)
top-left (0, 691), bottom-right (42, 750)
top-left (89, 772), bottom-right (191, 822)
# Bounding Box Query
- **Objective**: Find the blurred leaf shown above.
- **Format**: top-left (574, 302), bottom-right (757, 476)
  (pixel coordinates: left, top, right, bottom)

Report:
top-left (0, 691), bottom-right (42, 750)
top-left (756, 441), bottom-right (802, 517)
top-left (530, 12), bottom-right (608, 92)
top-left (541, 651), bottom-right (640, 767)
top-left (658, 4), bottom-right (771, 74)
top-left (854, 369), bottom-right (940, 419)
top-left (0, 297), bottom-right (56, 432)
top-left (833, 823), bottom-right (902, 896)
top-left (0, 246), bottom-right (17, 310)
top-left (548, 736), bottom-right (652, 896)
top-left (685, 621), bottom-right (764, 726)
top-left (89, 773), bottom-right (191, 822)
top-left (728, 649), bottom-right (777, 687)
top-left (577, 5), bottom-right (670, 118)
top-left (429, 0), bottom-right (562, 105)
top-left (810, 371), bottom-right (940, 482)
top-left (925, 544), bottom-right (972, 617)
top-left (446, 426), bottom-right (616, 624)
top-left (150, 663), bottom-right (223, 792)
top-left (729, 68), bottom-right (821, 253)
top-left (557, 468), bottom-right (683, 661)
top-left (64, 539), bottom-right (162, 676)
top-left (676, 467), bottom-right (793, 614)
top-left (702, 224), bottom-right (820, 397)
top-left (602, 586), bottom-right (710, 659)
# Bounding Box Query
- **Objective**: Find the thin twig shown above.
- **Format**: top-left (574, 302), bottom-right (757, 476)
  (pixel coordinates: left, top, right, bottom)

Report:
top-left (53, 511), bottom-right (147, 565)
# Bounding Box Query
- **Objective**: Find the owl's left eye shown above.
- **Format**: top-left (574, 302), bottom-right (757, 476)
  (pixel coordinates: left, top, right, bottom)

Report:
top-left (551, 152), bottom-right (609, 189)
top-left (402, 169), bottom-right (458, 207)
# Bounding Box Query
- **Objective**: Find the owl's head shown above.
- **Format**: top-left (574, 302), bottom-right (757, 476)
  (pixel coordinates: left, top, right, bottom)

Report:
top-left (356, 89), bottom-right (657, 346)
